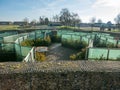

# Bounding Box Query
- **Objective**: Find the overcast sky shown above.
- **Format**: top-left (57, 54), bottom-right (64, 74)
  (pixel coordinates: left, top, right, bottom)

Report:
top-left (0, 0), bottom-right (120, 23)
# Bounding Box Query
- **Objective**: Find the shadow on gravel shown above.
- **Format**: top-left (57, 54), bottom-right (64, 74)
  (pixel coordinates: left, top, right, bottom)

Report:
top-left (46, 43), bottom-right (78, 61)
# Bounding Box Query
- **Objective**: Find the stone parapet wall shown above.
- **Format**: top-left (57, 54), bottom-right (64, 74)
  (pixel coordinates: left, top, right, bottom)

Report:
top-left (0, 61), bottom-right (120, 90)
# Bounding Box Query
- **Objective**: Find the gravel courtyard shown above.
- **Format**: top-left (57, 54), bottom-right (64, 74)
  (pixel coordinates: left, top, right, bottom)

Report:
top-left (46, 43), bottom-right (78, 61)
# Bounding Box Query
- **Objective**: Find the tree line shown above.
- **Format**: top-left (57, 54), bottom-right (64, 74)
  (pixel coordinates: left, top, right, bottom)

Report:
top-left (23, 8), bottom-right (120, 30)
top-left (23, 8), bottom-right (81, 27)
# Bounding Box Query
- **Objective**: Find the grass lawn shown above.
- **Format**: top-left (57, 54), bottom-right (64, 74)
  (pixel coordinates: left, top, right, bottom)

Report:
top-left (111, 29), bottom-right (120, 32)
top-left (0, 25), bottom-right (51, 31)
top-left (80, 27), bottom-right (100, 31)
top-left (57, 26), bottom-right (100, 31)
top-left (0, 25), bottom-right (120, 34)
top-left (0, 25), bottom-right (20, 31)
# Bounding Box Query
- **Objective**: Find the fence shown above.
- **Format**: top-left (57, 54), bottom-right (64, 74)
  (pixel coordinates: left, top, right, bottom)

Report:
top-left (57, 30), bottom-right (74, 36)
top-left (87, 48), bottom-right (120, 60)
top-left (3, 33), bottom-right (28, 43)
top-left (0, 32), bottom-right (18, 61)
top-left (118, 40), bottom-right (120, 47)
top-left (0, 30), bottom-right (52, 62)
top-left (1, 30), bottom-right (120, 61)
top-left (14, 30), bottom-right (52, 61)
top-left (23, 47), bottom-right (35, 62)
top-left (0, 31), bottom-right (18, 43)
top-left (61, 32), bottom-right (93, 49)
top-left (0, 31), bottom-right (18, 37)
top-left (93, 33), bottom-right (120, 47)
top-left (0, 37), bottom-right (3, 43)
top-left (108, 49), bottom-right (120, 60)
top-left (15, 36), bottom-right (32, 61)
top-left (17, 31), bottom-right (119, 61)
top-left (1, 43), bottom-right (15, 52)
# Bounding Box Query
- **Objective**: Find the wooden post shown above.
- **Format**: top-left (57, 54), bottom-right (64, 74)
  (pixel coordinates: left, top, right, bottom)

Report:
top-left (85, 47), bottom-right (89, 60)
top-left (107, 49), bottom-right (110, 60)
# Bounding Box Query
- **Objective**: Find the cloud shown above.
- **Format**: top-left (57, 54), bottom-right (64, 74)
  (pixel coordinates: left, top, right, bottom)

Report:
top-left (47, 0), bottom-right (65, 7)
top-left (1, 0), bottom-right (120, 23)
top-left (89, 0), bottom-right (120, 23)
top-left (92, 0), bottom-right (120, 8)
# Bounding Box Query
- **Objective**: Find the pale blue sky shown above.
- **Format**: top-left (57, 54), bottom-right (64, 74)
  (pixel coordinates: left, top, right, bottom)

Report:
top-left (0, 0), bottom-right (120, 23)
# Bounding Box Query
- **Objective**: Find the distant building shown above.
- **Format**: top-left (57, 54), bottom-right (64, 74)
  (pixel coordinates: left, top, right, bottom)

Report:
top-left (49, 22), bottom-right (62, 26)
top-left (13, 21), bottom-right (27, 26)
top-left (100, 23), bottom-right (115, 31)
top-left (77, 23), bottom-right (91, 27)
top-left (77, 22), bottom-right (116, 31)
top-left (0, 21), bottom-right (12, 25)
top-left (94, 23), bottom-right (102, 27)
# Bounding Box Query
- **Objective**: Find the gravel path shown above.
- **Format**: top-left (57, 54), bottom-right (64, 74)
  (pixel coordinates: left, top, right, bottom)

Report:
top-left (46, 43), bottom-right (78, 61)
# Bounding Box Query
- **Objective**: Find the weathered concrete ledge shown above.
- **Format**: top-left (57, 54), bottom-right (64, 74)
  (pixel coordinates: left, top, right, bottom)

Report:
top-left (0, 61), bottom-right (120, 90)
top-left (0, 61), bottom-right (120, 74)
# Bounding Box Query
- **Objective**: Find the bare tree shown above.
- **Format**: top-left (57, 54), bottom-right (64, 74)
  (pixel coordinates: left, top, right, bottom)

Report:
top-left (71, 13), bottom-right (81, 28)
top-left (114, 13), bottom-right (120, 30)
top-left (39, 16), bottom-right (49, 25)
top-left (53, 15), bottom-right (59, 22)
top-left (53, 16), bottom-right (56, 22)
top-left (97, 19), bottom-right (103, 30)
top-left (23, 17), bottom-right (29, 26)
top-left (59, 8), bottom-right (71, 26)
top-left (59, 8), bottom-right (81, 28)
top-left (107, 21), bottom-right (112, 31)
top-left (97, 19), bottom-right (102, 23)
top-left (90, 17), bottom-right (96, 31)
top-left (44, 17), bottom-right (49, 25)
top-left (39, 16), bottom-right (45, 25)
top-left (31, 19), bottom-right (37, 26)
